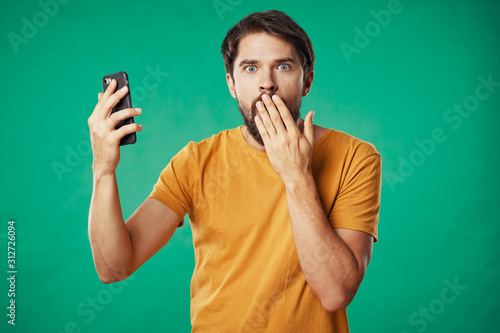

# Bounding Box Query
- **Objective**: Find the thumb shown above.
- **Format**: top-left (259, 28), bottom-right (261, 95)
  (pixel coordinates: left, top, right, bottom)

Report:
top-left (304, 111), bottom-right (315, 145)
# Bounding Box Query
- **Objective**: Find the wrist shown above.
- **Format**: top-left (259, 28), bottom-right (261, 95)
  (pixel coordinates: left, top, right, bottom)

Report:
top-left (92, 163), bottom-right (116, 179)
top-left (283, 170), bottom-right (316, 193)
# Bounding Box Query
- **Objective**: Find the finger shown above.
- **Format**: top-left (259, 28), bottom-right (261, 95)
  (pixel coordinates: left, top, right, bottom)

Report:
top-left (261, 94), bottom-right (286, 134)
top-left (304, 111), bottom-right (315, 145)
top-left (271, 94), bottom-right (299, 134)
top-left (101, 78), bottom-right (118, 100)
top-left (256, 100), bottom-right (277, 137)
top-left (254, 114), bottom-right (270, 145)
top-left (113, 122), bottom-right (143, 142)
top-left (89, 92), bottom-right (107, 123)
top-left (101, 85), bottom-right (129, 119)
top-left (95, 79), bottom-right (119, 120)
top-left (108, 108), bottom-right (141, 129)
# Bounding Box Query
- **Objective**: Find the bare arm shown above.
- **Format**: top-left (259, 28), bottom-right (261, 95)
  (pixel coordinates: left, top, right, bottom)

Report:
top-left (88, 171), bottom-right (132, 283)
top-left (88, 178), bottom-right (182, 283)
top-left (87, 79), bottom-right (181, 283)
top-left (284, 174), bottom-right (373, 312)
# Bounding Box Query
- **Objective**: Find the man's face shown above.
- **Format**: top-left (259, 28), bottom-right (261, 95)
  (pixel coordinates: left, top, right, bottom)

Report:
top-left (226, 33), bottom-right (313, 146)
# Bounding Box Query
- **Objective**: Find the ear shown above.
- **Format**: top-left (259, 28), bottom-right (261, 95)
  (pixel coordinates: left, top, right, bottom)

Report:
top-left (226, 73), bottom-right (237, 99)
top-left (302, 70), bottom-right (314, 97)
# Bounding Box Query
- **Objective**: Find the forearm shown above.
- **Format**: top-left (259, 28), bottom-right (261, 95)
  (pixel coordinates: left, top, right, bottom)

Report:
top-left (284, 173), bottom-right (363, 312)
top-left (88, 169), bottom-right (133, 283)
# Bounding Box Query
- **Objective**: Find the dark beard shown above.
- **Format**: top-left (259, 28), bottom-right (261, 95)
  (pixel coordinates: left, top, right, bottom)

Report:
top-left (237, 93), bottom-right (302, 147)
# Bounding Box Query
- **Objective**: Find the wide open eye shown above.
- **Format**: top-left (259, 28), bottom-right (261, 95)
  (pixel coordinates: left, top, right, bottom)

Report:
top-left (278, 64), bottom-right (290, 71)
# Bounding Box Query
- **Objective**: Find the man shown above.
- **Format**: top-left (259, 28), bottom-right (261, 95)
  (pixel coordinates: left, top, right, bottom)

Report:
top-left (88, 10), bottom-right (381, 332)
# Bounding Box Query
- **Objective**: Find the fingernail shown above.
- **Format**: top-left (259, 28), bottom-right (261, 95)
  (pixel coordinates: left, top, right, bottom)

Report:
top-left (272, 94), bottom-right (279, 101)
top-left (262, 94), bottom-right (270, 101)
top-left (135, 108), bottom-right (142, 113)
top-left (121, 85), bottom-right (128, 91)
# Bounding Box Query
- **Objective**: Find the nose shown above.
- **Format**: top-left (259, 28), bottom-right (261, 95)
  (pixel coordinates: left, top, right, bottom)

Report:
top-left (258, 68), bottom-right (277, 94)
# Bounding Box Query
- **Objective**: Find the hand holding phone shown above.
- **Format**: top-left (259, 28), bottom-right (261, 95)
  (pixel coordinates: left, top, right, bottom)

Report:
top-left (88, 72), bottom-right (143, 174)
top-left (102, 71), bottom-right (137, 146)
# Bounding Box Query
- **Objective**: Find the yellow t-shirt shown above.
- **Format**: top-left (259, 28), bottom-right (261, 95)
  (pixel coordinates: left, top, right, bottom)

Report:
top-left (148, 126), bottom-right (381, 332)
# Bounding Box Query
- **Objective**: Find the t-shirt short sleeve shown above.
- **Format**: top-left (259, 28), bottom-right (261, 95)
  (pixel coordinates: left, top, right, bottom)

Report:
top-left (148, 143), bottom-right (196, 227)
top-left (328, 145), bottom-right (382, 242)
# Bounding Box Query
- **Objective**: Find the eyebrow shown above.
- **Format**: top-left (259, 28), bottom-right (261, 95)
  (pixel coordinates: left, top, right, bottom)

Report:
top-left (238, 57), bottom-right (297, 67)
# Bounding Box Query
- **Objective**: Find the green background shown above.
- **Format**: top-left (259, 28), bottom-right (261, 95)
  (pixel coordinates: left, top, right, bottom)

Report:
top-left (1, 0), bottom-right (499, 332)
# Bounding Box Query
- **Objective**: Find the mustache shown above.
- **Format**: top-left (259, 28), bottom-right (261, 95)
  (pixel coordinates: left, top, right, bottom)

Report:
top-left (238, 92), bottom-right (302, 146)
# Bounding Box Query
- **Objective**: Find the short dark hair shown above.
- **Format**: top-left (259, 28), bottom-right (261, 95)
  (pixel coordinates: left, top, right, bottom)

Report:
top-left (221, 10), bottom-right (315, 82)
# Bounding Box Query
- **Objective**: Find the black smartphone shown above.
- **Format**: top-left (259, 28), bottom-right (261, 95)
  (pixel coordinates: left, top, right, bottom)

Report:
top-left (102, 71), bottom-right (136, 146)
